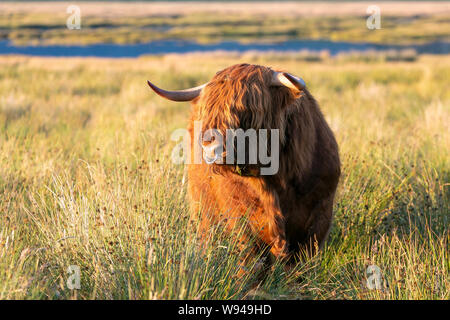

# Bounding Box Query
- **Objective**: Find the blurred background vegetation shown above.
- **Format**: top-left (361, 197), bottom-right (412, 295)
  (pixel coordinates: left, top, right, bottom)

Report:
top-left (0, 1), bottom-right (449, 45)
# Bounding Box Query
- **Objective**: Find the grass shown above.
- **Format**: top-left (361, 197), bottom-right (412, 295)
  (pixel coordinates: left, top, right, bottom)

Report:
top-left (0, 2), bottom-right (449, 45)
top-left (0, 53), bottom-right (448, 299)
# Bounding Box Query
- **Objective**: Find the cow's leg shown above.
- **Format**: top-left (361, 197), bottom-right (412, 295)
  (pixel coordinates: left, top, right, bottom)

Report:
top-left (302, 194), bottom-right (335, 257)
top-left (248, 207), bottom-right (288, 260)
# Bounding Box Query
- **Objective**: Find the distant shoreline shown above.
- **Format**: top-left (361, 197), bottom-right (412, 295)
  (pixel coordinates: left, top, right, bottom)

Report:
top-left (1, 39), bottom-right (448, 58)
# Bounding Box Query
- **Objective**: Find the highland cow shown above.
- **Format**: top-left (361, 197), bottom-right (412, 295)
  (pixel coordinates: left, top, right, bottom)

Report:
top-left (148, 63), bottom-right (340, 266)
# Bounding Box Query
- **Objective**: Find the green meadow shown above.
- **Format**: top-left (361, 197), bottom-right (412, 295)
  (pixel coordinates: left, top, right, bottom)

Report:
top-left (0, 53), bottom-right (448, 299)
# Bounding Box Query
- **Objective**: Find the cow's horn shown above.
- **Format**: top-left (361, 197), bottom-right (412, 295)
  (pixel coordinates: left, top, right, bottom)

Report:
top-left (271, 72), bottom-right (306, 91)
top-left (147, 80), bottom-right (206, 102)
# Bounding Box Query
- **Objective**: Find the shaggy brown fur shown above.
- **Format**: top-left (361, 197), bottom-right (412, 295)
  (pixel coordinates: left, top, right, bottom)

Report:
top-left (187, 63), bottom-right (340, 264)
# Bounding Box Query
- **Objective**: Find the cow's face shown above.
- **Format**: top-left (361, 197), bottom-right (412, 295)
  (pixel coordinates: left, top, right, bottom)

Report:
top-left (147, 64), bottom-right (306, 169)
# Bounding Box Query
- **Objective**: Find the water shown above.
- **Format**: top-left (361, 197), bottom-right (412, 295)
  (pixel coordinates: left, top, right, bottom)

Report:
top-left (0, 40), bottom-right (448, 58)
